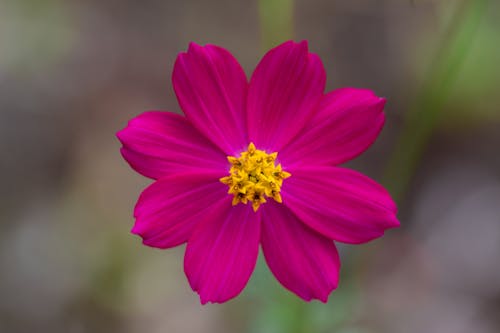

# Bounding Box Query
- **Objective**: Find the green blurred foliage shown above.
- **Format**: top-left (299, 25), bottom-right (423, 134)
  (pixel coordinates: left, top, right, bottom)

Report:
top-left (384, 0), bottom-right (492, 200)
top-left (0, 0), bottom-right (75, 73)
top-left (258, 0), bottom-right (293, 50)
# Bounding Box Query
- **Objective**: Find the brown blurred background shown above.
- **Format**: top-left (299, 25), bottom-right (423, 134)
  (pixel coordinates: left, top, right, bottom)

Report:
top-left (1, 0), bottom-right (499, 332)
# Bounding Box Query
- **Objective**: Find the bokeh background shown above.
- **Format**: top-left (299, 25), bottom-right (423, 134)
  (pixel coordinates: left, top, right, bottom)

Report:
top-left (1, 0), bottom-right (499, 332)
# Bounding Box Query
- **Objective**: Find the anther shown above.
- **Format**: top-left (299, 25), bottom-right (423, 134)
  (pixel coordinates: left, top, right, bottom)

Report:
top-left (221, 142), bottom-right (291, 212)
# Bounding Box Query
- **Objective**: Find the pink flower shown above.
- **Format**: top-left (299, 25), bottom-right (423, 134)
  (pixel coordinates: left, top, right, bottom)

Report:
top-left (117, 41), bottom-right (399, 304)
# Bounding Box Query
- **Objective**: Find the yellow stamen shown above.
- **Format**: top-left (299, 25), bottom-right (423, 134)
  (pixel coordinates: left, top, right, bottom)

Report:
top-left (220, 143), bottom-right (291, 212)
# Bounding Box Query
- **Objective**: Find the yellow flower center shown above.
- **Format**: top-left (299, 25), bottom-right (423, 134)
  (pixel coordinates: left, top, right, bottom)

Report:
top-left (220, 143), bottom-right (291, 212)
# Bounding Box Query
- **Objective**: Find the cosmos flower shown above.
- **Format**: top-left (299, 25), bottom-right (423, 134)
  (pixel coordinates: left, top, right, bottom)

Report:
top-left (117, 40), bottom-right (399, 304)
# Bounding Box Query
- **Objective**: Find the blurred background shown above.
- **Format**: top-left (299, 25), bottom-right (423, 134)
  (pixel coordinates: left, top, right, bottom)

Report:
top-left (1, 0), bottom-right (499, 332)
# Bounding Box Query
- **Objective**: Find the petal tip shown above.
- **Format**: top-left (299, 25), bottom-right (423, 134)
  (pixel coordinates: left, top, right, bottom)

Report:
top-left (116, 131), bottom-right (126, 145)
top-left (298, 39), bottom-right (309, 50)
top-left (196, 289), bottom-right (235, 305)
top-left (377, 97), bottom-right (387, 110)
top-left (294, 39), bottom-right (309, 54)
top-left (270, 40), bottom-right (308, 54)
top-left (116, 122), bottom-right (134, 145)
top-left (187, 41), bottom-right (202, 52)
top-left (318, 294), bottom-right (329, 303)
top-left (115, 128), bottom-right (125, 142)
top-left (387, 216), bottom-right (401, 228)
top-left (130, 222), bottom-right (143, 236)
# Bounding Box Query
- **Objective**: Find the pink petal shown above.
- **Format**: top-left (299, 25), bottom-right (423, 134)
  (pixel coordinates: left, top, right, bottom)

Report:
top-left (280, 88), bottom-right (386, 167)
top-left (117, 111), bottom-right (227, 180)
top-left (132, 171), bottom-right (227, 249)
top-left (282, 166), bottom-right (399, 244)
top-left (261, 202), bottom-right (340, 302)
top-left (184, 199), bottom-right (260, 304)
top-left (247, 40), bottom-right (326, 151)
top-left (173, 43), bottom-right (248, 155)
